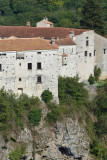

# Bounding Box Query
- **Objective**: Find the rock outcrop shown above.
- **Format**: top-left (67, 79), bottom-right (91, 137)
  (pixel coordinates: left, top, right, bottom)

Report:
top-left (0, 118), bottom-right (93, 160)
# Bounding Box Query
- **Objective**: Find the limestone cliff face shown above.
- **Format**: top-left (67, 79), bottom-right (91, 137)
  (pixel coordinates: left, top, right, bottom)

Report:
top-left (0, 118), bottom-right (94, 160)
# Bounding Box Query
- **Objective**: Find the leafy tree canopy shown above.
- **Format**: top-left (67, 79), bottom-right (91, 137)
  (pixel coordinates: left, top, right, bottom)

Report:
top-left (80, 0), bottom-right (105, 35)
top-left (58, 76), bottom-right (88, 105)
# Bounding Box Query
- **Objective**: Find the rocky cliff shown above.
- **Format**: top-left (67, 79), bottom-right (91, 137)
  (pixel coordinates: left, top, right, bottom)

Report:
top-left (0, 117), bottom-right (94, 160)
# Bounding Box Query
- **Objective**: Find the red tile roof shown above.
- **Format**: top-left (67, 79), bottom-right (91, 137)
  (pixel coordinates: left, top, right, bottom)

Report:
top-left (42, 20), bottom-right (53, 24)
top-left (0, 26), bottom-right (90, 39)
top-left (55, 38), bottom-right (76, 45)
top-left (0, 37), bottom-right (58, 52)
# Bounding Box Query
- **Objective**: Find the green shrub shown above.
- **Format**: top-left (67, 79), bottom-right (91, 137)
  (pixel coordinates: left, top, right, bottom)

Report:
top-left (88, 74), bottom-right (95, 85)
top-left (88, 66), bottom-right (101, 85)
top-left (94, 65), bottom-right (101, 82)
top-left (41, 89), bottom-right (53, 103)
top-left (45, 103), bottom-right (75, 124)
top-left (95, 114), bottom-right (107, 136)
top-left (28, 107), bottom-right (42, 126)
top-left (58, 76), bottom-right (88, 105)
top-left (90, 139), bottom-right (107, 159)
top-left (9, 146), bottom-right (26, 160)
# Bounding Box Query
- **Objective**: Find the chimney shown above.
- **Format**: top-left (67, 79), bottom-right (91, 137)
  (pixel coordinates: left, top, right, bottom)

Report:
top-left (51, 37), bottom-right (55, 45)
top-left (69, 31), bottom-right (74, 38)
top-left (56, 37), bottom-right (59, 41)
top-left (43, 17), bottom-right (48, 21)
top-left (26, 21), bottom-right (30, 27)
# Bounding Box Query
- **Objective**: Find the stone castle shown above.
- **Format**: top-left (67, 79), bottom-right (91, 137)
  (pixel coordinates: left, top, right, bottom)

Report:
top-left (0, 17), bottom-right (107, 102)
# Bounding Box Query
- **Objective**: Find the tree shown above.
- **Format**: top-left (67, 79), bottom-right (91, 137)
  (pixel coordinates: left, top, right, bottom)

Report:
top-left (41, 89), bottom-right (53, 104)
top-left (88, 74), bottom-right (95, 85)
top-left (0, 0), bottom-right (13, 16)
top-left (38, 0), bottom-right (64, 10)
top-left (94, 65), bottom-right (101, 82)
top-left (58, 76), bottom-right (88, 105)
top-left (80, 0), bottom-right (105, 35)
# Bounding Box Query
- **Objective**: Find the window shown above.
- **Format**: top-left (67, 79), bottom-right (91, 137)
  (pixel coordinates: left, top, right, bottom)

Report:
top-left (86, 40), bottom-right (89, 46)
top-left (18, 88), bottom-right (23, 95)
top-left (19, 78), bottom-right (22, 81)
top-left (85, 51), bottom-right (87, 56)
top-left (37, 62), bottom-right (41, 69)
top-left (86, 37), bottom-right (89, 46)
top-left (94, 50), bottom-right (96, 56)
top-left (0, 64), bottom-right (2, 71)
top-left (37, 52), bottom-right (41, 54)
top-left (2, 54), bottom-right (6, 56)
top-left (104, 49), bottom-right (106, 54)
top-left (28, 63), bottom-right (32, 69)
top-left (89, 53), bottom-right (92, 57)
top-left (37, 76), bottom-right (42, 83)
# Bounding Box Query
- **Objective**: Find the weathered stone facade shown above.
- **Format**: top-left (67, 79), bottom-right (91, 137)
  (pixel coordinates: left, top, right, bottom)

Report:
top-left (95, 33), bottom-right (107, 79)
top-left (0, 38), bottom-right (59, 103)
top-left (0, 23), bottom-right (107, 99)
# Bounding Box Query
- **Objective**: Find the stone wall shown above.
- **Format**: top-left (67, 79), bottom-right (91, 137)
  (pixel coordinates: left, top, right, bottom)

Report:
top-left (58, 45), bottom-right (77, 78)
top-left (95, 33), bottom-right (107, 79)
top-left (0, 49), bottom-right (59, 102)
top-left (74, 30), bottom-right (95, 81)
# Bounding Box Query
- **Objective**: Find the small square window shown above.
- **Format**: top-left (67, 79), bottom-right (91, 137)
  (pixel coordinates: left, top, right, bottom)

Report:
top-left (37, 76), bottom-right (42, 83)
top-left (19, 78), bottom-right (22, 81)
top-left (28, 63), bottom-right (32, 69)
top-left (0, 64), bottom-right (2, 71)
top-left (85, 51), bottom-right (87, 56)
top-left (37, 62), bottom-right (41, 69)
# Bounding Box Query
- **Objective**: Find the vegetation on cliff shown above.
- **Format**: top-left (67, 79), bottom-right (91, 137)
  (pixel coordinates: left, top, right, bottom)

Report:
top-left (0, 77), bottom-right (107, 159)
top-left (0, 89), bottom-right (41, 138)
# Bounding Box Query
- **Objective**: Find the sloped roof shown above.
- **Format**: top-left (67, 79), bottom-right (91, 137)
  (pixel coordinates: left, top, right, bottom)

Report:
top-left (42, 20), bottom-right (53, 24)
top-left (0, 26), bottom-right (90, 39)
top-left (55, 38), bottom-right (76, 45)
top-left (0, 37), bottom-right (58, 52)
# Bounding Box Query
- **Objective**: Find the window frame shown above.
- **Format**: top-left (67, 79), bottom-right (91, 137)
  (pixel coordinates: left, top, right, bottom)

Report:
top-left (37, 76), bottom-right (42, 84)
top-left (85, 51), bottom-right (87, 57)
top-left (104, 49), bottom-right (106, 54)
top-left (86, 40), bottom-right (89, 46)
top-left (37, 62), bottom-right (41, 70)
top-left (37, 52), bottom-right (41, 54)
top-left (28, 63), bottom-right (32, 70)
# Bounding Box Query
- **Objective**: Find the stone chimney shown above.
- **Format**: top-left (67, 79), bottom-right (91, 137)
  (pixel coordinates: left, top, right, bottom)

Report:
top-left (26, 21), bottom-right (30, 27)
top-left (43, 17), bottom-right (48, 21)
top-left (69, 31), bottom-right (74, 38)
top-left (51, 37), bottom-right (55, 45)
top-left (56, 37), bottom-right (59, 41)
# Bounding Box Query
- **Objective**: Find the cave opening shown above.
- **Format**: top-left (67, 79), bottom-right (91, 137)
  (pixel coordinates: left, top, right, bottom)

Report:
top-left (59, 147), bottom-right (83, 160)
top-left (59, 147), bottom-right (73, 156)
